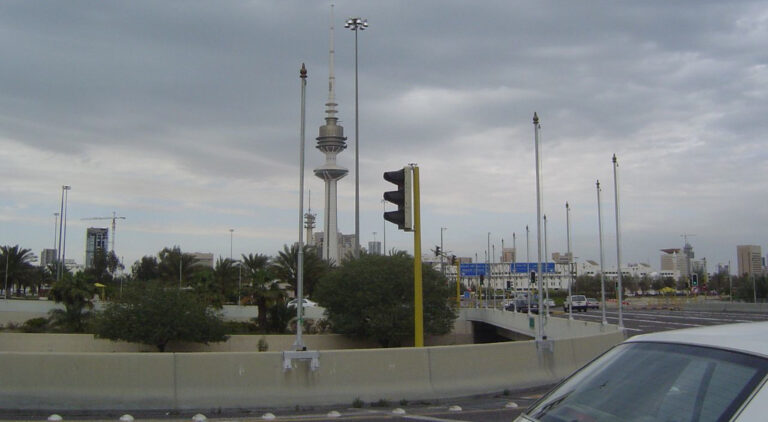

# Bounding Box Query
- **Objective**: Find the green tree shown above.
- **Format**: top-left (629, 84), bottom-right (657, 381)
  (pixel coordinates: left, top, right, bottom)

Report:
top-left (241, 253), bottom-right (286, 330)
top-left (93, 282), bottom-right (228, 352)
top-left (270, 244), bottom-right (330, 297)
top-left (314, 253), bottom-right (457, 347)
top-left (87, 248), bottom-right (124, 286)
top-left (157, 246), bottom-right (199, 286)
top-left (213, 257), bottom-right (238, 302)
top-left (189, 266), bottom-right (224, 308)
top-left (48, 272), bottom-right (97, 332)
top-left (1, 245), bottom-right (37, 296)
top-left (132, 255), bottom-right (160, 282)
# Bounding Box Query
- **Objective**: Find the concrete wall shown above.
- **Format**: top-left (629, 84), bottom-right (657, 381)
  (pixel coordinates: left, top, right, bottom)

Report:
top-left (0, 331), bottom-right (624, 411)
top-left (0, 308), bottom-right (624, 411)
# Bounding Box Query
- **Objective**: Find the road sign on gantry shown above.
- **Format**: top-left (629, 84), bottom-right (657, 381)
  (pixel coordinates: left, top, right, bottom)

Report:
top-left (383, 166), bottom-right (413, 231)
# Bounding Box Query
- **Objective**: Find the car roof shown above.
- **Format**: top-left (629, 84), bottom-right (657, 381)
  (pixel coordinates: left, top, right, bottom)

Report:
top-left (625, 321), bottom-right (768, 358)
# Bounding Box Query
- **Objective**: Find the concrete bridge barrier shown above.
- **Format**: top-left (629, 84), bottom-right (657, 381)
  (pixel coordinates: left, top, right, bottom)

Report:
top-left (0, 308), bottom-right (625, 411)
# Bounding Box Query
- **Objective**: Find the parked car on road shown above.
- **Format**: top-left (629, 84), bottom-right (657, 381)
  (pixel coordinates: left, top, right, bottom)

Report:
top-left (287, 298), bottom-right (318, 309)
top-left (515, 322), bottom-right (768, 422)
top-left (563, 295), bottom-right (588, 312)
top-left (586, 297), bottom-right (599, 309)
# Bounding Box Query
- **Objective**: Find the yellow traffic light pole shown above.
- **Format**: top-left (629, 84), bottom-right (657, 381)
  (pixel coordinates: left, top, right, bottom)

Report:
top-left (456, 263), bottom-right (461, 308)
top-left (412, 165), bottom-right (424, 347)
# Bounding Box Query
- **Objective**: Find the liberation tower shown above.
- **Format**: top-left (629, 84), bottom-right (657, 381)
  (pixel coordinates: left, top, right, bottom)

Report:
top-left (314, 9), bottom-right (348, 263)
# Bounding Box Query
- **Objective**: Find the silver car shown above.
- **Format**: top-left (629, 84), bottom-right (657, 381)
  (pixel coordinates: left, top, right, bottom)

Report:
top-left (516, 322), bottom-right (768, 421)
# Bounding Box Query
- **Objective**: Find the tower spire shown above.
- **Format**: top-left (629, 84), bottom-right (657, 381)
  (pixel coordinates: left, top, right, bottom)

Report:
top-left (326, 4), bottom-right (338, 119)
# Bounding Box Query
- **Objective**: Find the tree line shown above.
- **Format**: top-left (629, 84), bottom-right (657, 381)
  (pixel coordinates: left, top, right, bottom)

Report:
top-left (1, 244), bottom-right (458, 350)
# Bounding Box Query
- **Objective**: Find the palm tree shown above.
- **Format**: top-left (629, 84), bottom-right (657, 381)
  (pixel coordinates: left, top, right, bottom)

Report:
top-left (1, 245), bottom-right (36, 297)
top-left (49, 272), bottom-right (97, 332)
top-left (157, 246), bottom-right (199, 286)
top-left (213, 257), bottom-right (238, 302)
top-left (270, 244), bottom-right (331, 298)
top-left (241, 253), bottom-right (285, 330)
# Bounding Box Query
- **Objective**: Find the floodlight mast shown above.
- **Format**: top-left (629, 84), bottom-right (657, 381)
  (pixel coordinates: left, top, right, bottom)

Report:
top-left (344, 17), bottom-right (368, 258)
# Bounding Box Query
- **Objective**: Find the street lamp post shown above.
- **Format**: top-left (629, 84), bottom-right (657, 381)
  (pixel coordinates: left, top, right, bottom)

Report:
top-left (58, 185), bottom-right (71, 281)
top-left (381, 199), bottom-right (386, 255)
top-left (440, 227), bottom-right (447, 276)
top-left (566, 202), bottom-right (573, 320)
top-left (229, 229), bottom-right (234, 261)
top-left (533, 113), bottom-right (545, 343)
top-left (612, 154), bottom-right (624, 329)
top-left (345, 16), bottom-right (368, 259)
top-left (544, 214), bottom-right (549, 316)
top-left (597, 180), bottom-right (607, 325)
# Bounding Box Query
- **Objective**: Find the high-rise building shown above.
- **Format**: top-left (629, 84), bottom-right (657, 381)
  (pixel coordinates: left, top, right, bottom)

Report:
top-left (40, 248), bottom-right (57, 268)
top-left (368, 241), bottom-right (382, 255)
top-left (737, 245), bottom-right (763, 276)
top-left (85, 227), bottom-right (108, 268)
top-left (313, 14), bottom-right (348, 263)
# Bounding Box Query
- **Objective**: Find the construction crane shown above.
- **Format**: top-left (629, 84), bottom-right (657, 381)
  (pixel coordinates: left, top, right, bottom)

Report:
top-left (81, 212), bottom-right (126, 253)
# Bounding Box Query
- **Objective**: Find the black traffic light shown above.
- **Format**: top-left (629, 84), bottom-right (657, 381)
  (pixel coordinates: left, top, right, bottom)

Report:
top-left (435, 246), bottom-right (441, 257)
top-left (479, 274), bottom-right (484, 285)
top-left (451, 255), bottom-right (457, 265)
top-left (692, 274), bottom-right (698, 286)
top-left (383, 166), bottom-right (413, 231)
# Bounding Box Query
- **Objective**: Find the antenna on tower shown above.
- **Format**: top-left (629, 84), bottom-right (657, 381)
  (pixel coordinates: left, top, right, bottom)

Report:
top-left (325, 4), bottom-right (337, 119)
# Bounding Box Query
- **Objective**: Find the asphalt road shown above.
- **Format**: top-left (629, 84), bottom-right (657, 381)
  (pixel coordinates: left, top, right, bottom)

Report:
top-left (554, 306), bottom-right (768, 337)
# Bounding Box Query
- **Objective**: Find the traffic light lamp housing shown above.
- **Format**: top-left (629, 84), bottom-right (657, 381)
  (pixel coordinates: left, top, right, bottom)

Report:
top-left (692, 274), bottom-right (698, 286)
top-left (383, 166), bottom-right (413, 231)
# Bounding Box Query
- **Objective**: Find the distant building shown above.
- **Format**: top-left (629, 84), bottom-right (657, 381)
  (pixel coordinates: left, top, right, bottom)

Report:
top-left (368, 241), bottom-right (382, 255)
top-left (716, 263), bottom-right (730, 275)
top-left (501, 248), bottom-right (516, 263)
top-left (85, 227), bottom-right (109, 269)
top-left (737, 245), bottom-right (763, 276)
top-left (660, 249), bottom-right (685, 279)
top-left (312, 231), bottom-right (355, 263)
top-left (189, 252), bottom-right (214, 268)
top-left (40, 248), bottom-right (57, 268)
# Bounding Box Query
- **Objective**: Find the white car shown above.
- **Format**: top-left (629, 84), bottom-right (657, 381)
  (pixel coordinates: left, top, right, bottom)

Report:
top-left (286, 298), bottom-right (318, 309)
top-left (515, 321), bottom-right (768, 421)
top-left (563, 294), bottom-right (588, 312)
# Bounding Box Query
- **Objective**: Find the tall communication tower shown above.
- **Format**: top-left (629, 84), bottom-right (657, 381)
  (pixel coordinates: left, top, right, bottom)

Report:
top-left (313, 6), bottom-right (348, 263)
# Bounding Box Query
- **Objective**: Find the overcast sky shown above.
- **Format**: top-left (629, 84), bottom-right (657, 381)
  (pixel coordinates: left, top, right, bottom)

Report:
top-left (1, 1), bottom-right (766, 272)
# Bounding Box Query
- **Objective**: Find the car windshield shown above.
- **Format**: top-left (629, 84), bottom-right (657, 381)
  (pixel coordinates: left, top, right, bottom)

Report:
top-left (521, 342), bottom-right (768, 422)
top-left (572, 295), bottom-right (586, 301)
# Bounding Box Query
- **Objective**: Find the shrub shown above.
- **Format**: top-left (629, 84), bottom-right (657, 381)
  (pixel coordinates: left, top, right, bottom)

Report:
top-left (21, 317), bottom-right (49, 333)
